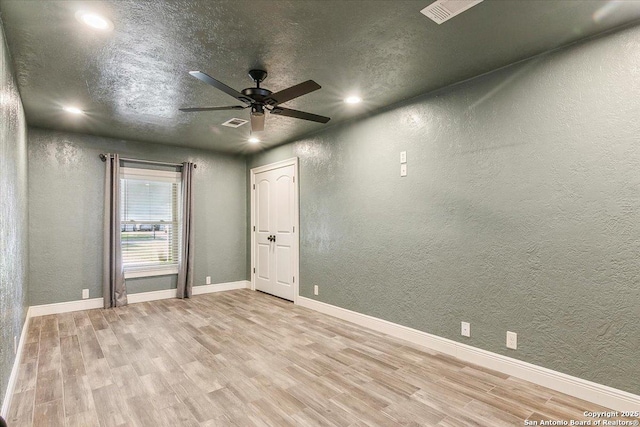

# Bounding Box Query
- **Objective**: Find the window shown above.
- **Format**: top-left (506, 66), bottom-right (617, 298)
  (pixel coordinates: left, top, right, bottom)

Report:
top-left (120, 167), bottom-right (181, 278)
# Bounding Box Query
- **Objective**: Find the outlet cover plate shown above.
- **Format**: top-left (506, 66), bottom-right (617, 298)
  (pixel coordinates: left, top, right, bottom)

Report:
top-left (507, 331), bottom-right (518, 349)
top-left (461, 322), bottom-right (470, 337)
top-left (314, 285), bottom-right (319, 296)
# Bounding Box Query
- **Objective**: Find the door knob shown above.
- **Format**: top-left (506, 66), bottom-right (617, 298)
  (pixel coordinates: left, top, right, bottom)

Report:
top-left (267, 235), bottom-right (276, 242)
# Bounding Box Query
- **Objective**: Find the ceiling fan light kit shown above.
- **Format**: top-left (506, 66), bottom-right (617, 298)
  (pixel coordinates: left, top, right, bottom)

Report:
top-left (180, 69), bottom-right (330, 133)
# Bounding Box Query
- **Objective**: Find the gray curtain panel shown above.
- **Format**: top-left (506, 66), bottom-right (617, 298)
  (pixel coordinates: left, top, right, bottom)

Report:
top-left (177, 162), bottom-right (195, 299)
top-left (102, 153), bottom-right (128, 308)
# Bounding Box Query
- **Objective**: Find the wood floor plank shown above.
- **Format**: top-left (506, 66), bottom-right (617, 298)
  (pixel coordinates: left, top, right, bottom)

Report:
top-left (63, 374), bottom-right (95, 416)
top-left (34, 368), bottom-right (63, 405)
top-left (7, 389), bottom-right (35, 426)
top-left (36, 343), bottom-right (60, 375)
top-left (9, 289), bottom-right (625, 427)
top-left (22, 342), bottom-right (39, 361)
top-left (33, 399), bottom-right (65, 427)
top-left (111, 364), bottom-right (146, 399)
top-left (57, 312), bottom-right (78, 338)
top-left (14, 360), bottom-right (37, 393)
top-left (66, 410), bottom-right (101, 427)
top-left (182, 393), bottom-right (220, 423)
top-left (84, 357), bottom-right (114, 390)
top-left (331, 392), bottom-right (399, 427)
top-left (60, 335), bottom-right (86, 378)
top-left (157, 402), bottom-right (200, 427)
top-left (91, 383), bottom-right (133, 426)
top-left (382, 398), bottom-right (447, 426)
top-left (76, 325), bottom-right (105, 361)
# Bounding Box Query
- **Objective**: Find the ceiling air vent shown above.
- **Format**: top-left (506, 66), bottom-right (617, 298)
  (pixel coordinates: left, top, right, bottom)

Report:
top-left (420, 0), bottom-right (483, 24)
top-left (221, 118), bottom-right (248, 128)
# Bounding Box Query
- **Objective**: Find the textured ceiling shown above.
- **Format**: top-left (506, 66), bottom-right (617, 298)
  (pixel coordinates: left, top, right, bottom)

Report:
top-left (1, 0), bottom-right (640, 153)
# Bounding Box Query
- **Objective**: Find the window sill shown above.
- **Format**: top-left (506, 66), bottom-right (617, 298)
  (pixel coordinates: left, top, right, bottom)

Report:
top-left (124, 267), bottom-right (178, 279)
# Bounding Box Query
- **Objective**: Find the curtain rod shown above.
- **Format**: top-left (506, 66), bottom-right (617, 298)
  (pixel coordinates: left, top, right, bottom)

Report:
top-left (99, 154), bottom-right (196, 168)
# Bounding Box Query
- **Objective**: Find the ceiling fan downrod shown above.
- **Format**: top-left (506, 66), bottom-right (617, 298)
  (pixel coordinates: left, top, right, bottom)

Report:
top-left (248, 69), bottom-right (268, 88)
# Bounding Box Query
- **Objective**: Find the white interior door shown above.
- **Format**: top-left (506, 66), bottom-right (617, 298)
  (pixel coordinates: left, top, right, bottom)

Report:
top-left (254, 164), bottom-right (296, 301)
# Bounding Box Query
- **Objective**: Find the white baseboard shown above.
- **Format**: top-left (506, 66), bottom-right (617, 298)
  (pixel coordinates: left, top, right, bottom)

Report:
top-left (28, 297), bottom-right (104, 317)
top-left (192, 280), bottom-right (250, 295)
top-left (1, 314), bottom-right (30, 418)
top-left (28, 280), bottom-right (251, 317)
top-left (127, 281), bottom-right (250, 302)
top-left (127, 288), bottom-right (177, 304)
top-left (297, 296), bottom-right (640, 412)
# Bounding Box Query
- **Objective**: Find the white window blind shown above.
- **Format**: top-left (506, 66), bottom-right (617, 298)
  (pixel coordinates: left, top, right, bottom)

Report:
top-left (120, 167), bottom-right (181, 276)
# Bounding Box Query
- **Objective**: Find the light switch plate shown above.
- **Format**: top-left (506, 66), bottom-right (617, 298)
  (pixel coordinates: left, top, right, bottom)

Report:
top-left (400, 164), bottom-right (407, 177)
top-left (400, 151), bottom-right (407, 163)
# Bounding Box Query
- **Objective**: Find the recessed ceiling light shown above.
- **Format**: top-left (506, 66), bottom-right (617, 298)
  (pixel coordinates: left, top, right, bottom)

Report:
top-left (63, 106), bottom-right (84, 115)
top-left (75, 11), bottom-right (114, 31)
top-left (248, 137), bottom-right (260, 144)
top-left (344, 96), bottom-right (362, 104)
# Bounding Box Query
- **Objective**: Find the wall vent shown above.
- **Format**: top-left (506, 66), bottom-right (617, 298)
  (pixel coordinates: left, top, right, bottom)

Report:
top-left (420, 0), bottom-right (483, 24)
top-left (221, 118), bottom-right (248, 128)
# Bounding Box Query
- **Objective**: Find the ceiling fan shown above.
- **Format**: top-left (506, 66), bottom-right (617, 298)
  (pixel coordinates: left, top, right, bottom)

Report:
top-left (180, 69), bottom-right (331, 132)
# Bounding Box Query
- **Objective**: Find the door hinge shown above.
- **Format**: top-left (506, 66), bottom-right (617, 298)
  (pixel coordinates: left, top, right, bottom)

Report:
top-left (253, 268), bottom-right (256, 274)
top-left (293, 226), bottom-right (295, 233)
top-left (293, 276), bottom-right (295, 283)
top-left (253, 226), bottom-right (255, 231)
top-left (253, 184), bottom-right (255, 190)
top-left (293, 176), bottom-right (295, 183)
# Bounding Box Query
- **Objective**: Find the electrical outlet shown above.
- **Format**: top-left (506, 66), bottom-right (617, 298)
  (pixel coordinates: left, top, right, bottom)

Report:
top-left (14, 336), bottom-right (17, 355)
top-left (82, 289), bottom-right (89, 299)
top-left (400, 151), bottom-right (407, 163)
top-left (507, 331), bottom-right (518, 350)
top-left (314, 285), bottom-right (319, 296)
top-left (400, 164), bottom-right (407, 177)
top-left (206, 276), bottom-right (211, 285)
top-left (461, 322), bottom-right (470, 337)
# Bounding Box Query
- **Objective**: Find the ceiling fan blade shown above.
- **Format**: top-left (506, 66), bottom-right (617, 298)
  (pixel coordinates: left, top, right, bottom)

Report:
top-left (264, 80), bottom-right (321, 106)
top-left (179, 106), bottom-right (247, 112)
top-left (189, 71), bottom-right (253, 105)
top-left (270, 106), bottom-right (330, 124)
top-left (251, 112), bottom-right (265, 132)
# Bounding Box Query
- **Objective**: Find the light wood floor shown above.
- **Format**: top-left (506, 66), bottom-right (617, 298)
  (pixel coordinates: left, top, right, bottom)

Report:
top-left (7, 289), bottom-right (621, 427)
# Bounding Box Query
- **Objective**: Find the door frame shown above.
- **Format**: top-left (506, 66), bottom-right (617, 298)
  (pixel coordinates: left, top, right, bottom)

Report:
top-left (250, 157), bottom-right (300, 304)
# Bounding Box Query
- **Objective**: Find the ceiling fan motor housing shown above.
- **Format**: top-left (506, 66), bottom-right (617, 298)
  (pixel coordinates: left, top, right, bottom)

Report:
top-left (241, 87), bottom-right (272, 104)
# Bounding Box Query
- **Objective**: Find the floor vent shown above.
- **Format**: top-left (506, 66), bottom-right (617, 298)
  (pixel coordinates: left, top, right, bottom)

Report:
top-left (420, 0), bottom-right (483, 24)
top-left (222, 118), bottom-right (248, 128)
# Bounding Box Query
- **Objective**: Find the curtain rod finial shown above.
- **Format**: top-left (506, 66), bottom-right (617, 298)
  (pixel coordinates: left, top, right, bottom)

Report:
top-left (99, 154), bottom-right (107, 162)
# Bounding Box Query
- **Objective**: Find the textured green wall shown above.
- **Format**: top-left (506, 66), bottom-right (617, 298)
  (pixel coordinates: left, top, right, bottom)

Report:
top-left (248, 25), bottom-right (640, 394)
top-left (0, 20), bottom-right (28, 411)
top-left (28, 128), bottom-right (247, 305)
